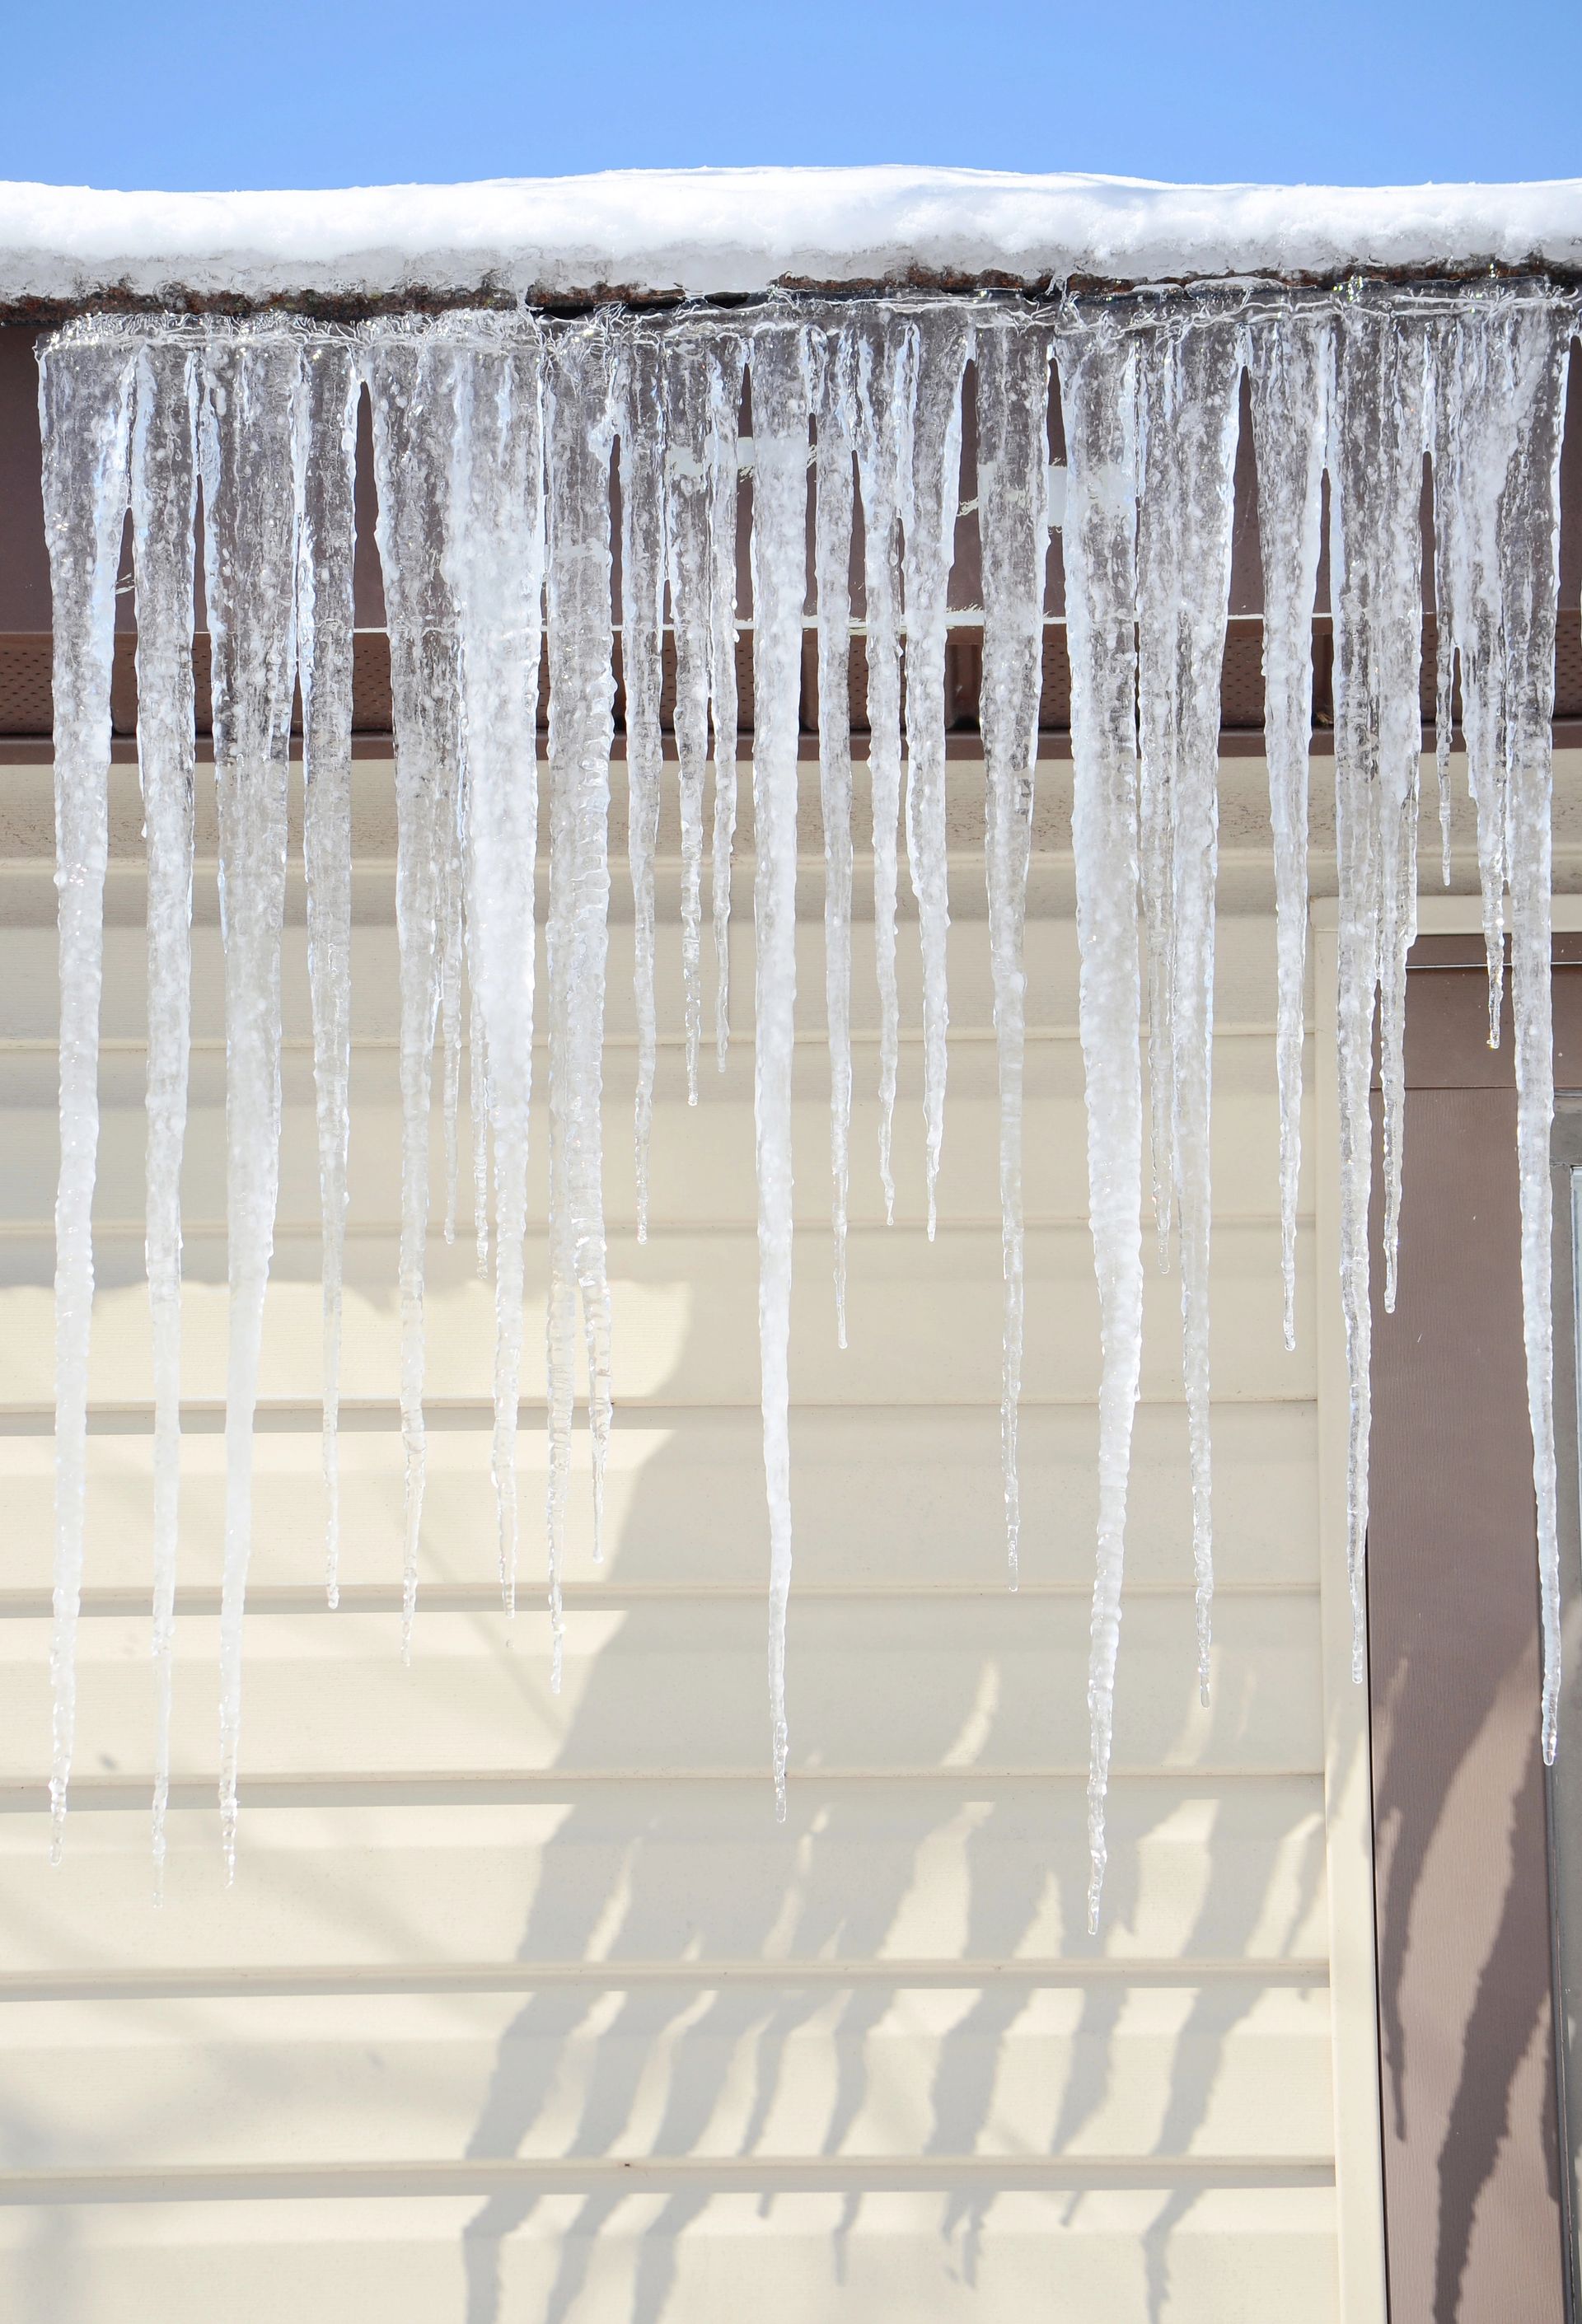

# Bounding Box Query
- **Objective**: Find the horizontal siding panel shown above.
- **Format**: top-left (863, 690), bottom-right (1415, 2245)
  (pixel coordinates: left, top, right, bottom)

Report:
top-left (0, 1594), bottom-right (1322, 1782)
top-left (0, 1223), bottom-right (1316, 1407)
top-left (0, 1402), bottom-right (1320, 1595)
top-left (0, 1779), bottom-right (1329, 1974)
top-left (0, 914), bottom-right (1289, 1045)
top-left (0, 1960), bottom-right (1332, 1999)
top-left (0, 1981), bottom-right (1334, 2167)
top-left (0, 1064), bottom-right (1307, 1235)
top-left (0, 2187), bottom-right (1341, 2324)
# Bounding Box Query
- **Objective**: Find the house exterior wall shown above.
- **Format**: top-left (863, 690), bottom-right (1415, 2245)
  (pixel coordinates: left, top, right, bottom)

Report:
top-left (0, 747), bottom-right (1351, 2322)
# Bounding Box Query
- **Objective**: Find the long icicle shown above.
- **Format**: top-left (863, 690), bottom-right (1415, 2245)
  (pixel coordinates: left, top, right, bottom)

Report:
top-left (1505, 314), bottom-right (1570, 1764)
top-left (545, 323), bottom-right (619, 1662)
top-left (437, 399), bottom-right (470, 1256)
top-left (1440, 311), bottom-right (1514, 1048)
top-left (41, 326), bottom-right (134, 1863)
top-left (854, 316), bottom-right (906, 1224)
top-left (365, 324), bottom-right (462, 1658)
top-left (750, 317), bottom-right (811, 1816)
top-left (567, 333), bottom-right (618, 1575)
top-left (1056, 316), bottom-right (1145, 1931)
top-left (1135, 361), bottom-right (1175, 1276)
top-left (130, 335), bottom-right (199, 1891)
top-left (1248, 307), bottom-right (1330, 1354)
top-left (976, 316), bottom-right (1052, 1588)
top-left (1436, 293), bottom-right (1570, 1752)
top-left (202, 323), bottom-right (302, 1875)
top-left (1329, 298), bottom-right (1427, 1677)
top-left (900, 307), bottom-right (970, 1241)
top-left (620, 333), bottom-right (667, 1245)
top-left (446, 316), bottom-right (546, 1616)
top-left (1430, 324), bottom-right (1458, 893)
top-left (438, 820), bottom-right (466, 1246)
top-left (469, 975), bottom-right (490, 1276)
top-left (709, 334), bottom-right (745, 1069)
top-left (814, 319), bottom-right (856, 1346)
top-left (1377, 321), bottom-right (1430, 1323)
top-left (294, 334), bottom-right (359, 1613)
top-left (662, 333), bottom-right (713, 1106)
top-left (1136, 314), bottom-right (1243, 1704)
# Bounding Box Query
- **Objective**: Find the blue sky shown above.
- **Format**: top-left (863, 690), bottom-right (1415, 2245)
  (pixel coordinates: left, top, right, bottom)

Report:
top-left (7, 0), bottom-right (1579, 190)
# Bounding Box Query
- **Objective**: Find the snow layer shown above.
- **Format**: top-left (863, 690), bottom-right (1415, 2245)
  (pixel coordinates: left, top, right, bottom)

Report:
top-left (2, 169), bottom-right (1581, 306)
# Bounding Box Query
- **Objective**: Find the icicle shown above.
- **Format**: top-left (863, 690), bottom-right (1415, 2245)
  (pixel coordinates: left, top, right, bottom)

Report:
top-left (41, 328), bottom-right (133, 1861)
top-left (1428, 329), bottom-right (1457, 891)
top-left (445, 316), bottom-right (546, 1616)
top-left (976, 316), bottom-right (1052, 1588)
top-left (438, 435), bottom-right (471, 1264)
top-left (365, 325), bottom-right (462, 1658)
top-left (1506, 320), bottom-right (1569, 1764)
top-left (749, 318), bottom-right (811, 1816)
top-left (1329, 299), bottom-right (1428, 1677)
top-left (1434, 624), bottom-right (1456, 885)
top-left (1135, 315), bottom-right (1243, 1704)
top-left (900, 308), bottom-right (970, 1240)
top-left (469, 978), bottom-right (490, 1277)
top-left (620, 334), bottom-right (666, 1243)
top-left (293, 337), bottom-right (359, 1613)
top-left (1435, 295), bottom-right (1570, 1754)
top-left (1436, 305), bottom-right (1565, 1058)
top-left (1380, 321), bottom-right (1429, 1324)
top-left (854, 316), bottom-right (907, 1223)
top-left (814, 320), bottom-right (856, 1346)
top-left (1248, 309), bottom-right (1330, 1354)
top-left (1055, 317), bottom-right (1145, 1931)
top-left (1135, 372), bottom-right (1175, 1279)
top-left (545, 324), bottom-right (618, 1658)
top-left (662, 334), bottom-right (713, 1105)
top-left (202, 325), bottom-right (302, 1873)
top-left (130, 337), bottom-right (199, 1890)
top-left (438, 856), bottom-right (464, 1244)
top-left (709, 336), bottom-right (745, 1069)
top-left (1439, 313), bottom-right (1508, 1038)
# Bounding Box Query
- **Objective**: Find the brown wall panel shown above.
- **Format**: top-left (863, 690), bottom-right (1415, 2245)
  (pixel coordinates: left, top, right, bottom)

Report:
top-left (0, 326), bottom-right (49, 632)
top-left (1369, 943), bottom-right (1571, 2322)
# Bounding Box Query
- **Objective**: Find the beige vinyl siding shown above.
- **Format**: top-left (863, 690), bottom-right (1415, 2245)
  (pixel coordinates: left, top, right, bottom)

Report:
top-left (0, 757), bottom-right (1335, 2321)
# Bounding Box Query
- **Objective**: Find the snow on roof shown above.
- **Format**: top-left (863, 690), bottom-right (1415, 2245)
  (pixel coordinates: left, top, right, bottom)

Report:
top-left (2, 167), bottom-right (1580, 307)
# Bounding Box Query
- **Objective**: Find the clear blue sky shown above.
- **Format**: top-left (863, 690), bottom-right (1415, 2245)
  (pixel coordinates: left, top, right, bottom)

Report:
top-left (7, 0), bottom-right (1579, 190)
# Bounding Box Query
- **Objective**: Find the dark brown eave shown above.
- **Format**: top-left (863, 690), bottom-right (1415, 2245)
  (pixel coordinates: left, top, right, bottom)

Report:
top-left (0, 277), bottom-right (1575, 764)
top-left (2, 259), bottom-right (1581, 327)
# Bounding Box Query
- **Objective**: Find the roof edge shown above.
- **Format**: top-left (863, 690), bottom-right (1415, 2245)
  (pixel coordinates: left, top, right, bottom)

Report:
top-left (1, 168), bottom-right (1580, 316)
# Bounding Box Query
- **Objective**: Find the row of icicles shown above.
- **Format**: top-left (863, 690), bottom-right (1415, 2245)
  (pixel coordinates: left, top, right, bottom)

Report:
top-left (40, 285), bottom-right (1580, 1923)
